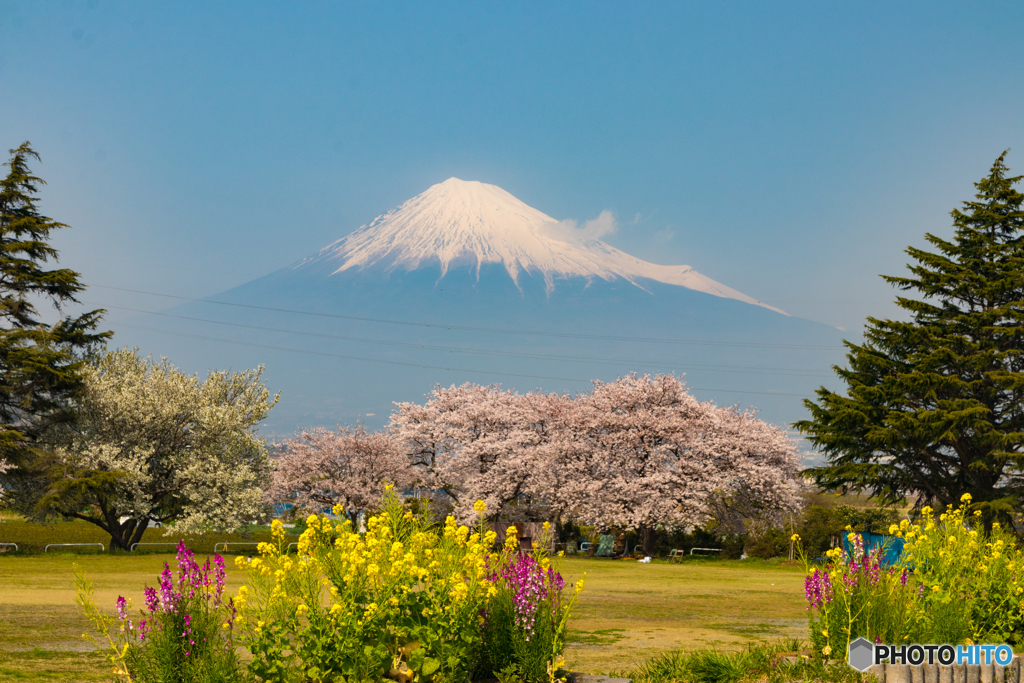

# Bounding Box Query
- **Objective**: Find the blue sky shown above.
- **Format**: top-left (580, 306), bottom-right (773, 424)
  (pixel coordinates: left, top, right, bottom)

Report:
top-left (1, 1), bottom-right (1023, 333)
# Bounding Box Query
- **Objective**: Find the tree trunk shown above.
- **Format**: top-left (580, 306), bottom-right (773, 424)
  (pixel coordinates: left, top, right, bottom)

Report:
top-left (127, 518), bottom-right (150, 550)
top-left (105, 516), bottom-right (149, 552)
top-left (641, 524), bottom-right (658, 556)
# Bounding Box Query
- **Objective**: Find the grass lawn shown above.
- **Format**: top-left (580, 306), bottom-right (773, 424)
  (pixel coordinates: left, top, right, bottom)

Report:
top-left (0, 552), bottom-right (808, 681)
top-left (559, 556), bottom-right (808, 673)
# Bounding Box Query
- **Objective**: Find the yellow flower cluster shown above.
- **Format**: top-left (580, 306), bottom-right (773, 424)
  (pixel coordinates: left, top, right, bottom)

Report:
top-left (888, 495), bottom-right (1024, 640)
top-left (233, 489), bottom-right (503, 681)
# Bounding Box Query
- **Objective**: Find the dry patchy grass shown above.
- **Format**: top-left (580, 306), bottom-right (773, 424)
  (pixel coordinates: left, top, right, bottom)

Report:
top-left (559, 556), bottom-right (808, 673)
top-left (0, 553), bottom-right (251, 681)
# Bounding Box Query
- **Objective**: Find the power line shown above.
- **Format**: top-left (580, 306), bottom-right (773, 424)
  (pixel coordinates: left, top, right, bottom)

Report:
top-left (97, 303), bottom-right (835, 379)
top-left (113, 322), bottom-right (811, 398)
top-left (93, 284), bottom-right (845, 351)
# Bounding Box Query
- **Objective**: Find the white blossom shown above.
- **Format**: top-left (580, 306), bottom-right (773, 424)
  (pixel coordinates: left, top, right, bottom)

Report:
top-left (48, 348), bottom-right (278, 544)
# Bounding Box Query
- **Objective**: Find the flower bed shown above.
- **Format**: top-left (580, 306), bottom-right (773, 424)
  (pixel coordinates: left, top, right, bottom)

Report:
top-left (77, 488), bottom-right (584, 683)
top-left (799, 494), bottom-right (1024, 657)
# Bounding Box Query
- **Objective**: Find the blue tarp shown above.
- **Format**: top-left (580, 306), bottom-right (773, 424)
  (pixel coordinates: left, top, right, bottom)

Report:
top-left (841, 531), bottom-right (905, 566)
top-left (596, 534), bottom-right (616, 557)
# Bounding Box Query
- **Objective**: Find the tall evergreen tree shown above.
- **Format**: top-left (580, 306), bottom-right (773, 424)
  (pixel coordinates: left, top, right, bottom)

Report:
top-left (797, 152), bottom-right (1024, 524)
top-left (0, 142), bottom-right (110, 509)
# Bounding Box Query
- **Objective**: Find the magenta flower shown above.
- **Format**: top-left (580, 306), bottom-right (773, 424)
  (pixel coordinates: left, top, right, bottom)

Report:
top-left (497, 555), bottom-right (565, 640)
top-left (803, 569), bottom-right (833, 610)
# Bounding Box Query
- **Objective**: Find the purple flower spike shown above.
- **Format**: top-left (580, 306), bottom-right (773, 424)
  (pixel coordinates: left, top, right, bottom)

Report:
top-left (497, 555), bottom-right (564, 640)
top-left (144, 586), bottom-right (159, 613)
top-left (116, 596), bottom-right (128, 620)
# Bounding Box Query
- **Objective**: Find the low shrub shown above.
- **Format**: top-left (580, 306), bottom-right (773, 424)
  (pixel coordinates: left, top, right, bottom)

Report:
top-left (744, 528), bottom-right (789, 560)
top-left (0, 519), bottom-right (283, 554)
top-left (622, 640), bottom-right (870, 683)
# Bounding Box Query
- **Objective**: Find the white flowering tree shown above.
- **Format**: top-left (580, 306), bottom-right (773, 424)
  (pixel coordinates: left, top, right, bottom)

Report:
top-left (38, 348), bottom-right (278, 551)
top-left (0, 458), bottom-right (11, 498)
top-left (269, 424), bottom-right (408, 524)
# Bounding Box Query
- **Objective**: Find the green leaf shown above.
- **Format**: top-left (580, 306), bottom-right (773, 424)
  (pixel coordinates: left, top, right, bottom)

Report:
top-left (422, 657), bottom-right (441, 676)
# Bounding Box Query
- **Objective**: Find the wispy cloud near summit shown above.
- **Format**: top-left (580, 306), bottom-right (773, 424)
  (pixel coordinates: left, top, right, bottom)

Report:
top-left (545, 209), bottom-right (618, 243)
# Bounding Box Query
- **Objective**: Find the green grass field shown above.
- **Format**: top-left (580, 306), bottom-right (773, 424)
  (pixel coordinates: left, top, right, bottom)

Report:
top-left (0, 551), bottom-right (808, 682)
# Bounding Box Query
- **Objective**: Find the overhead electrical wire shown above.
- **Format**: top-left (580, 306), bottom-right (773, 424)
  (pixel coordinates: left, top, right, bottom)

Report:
top-left (94, 303), bottom-right (835, 379)
top-left (112, 321), bottom-right (811, 398)
top-left (92, 284), bottom-right (845, 351)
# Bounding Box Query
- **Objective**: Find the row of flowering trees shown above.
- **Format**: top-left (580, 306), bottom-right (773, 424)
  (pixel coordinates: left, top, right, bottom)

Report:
top-left (270, 374), bottom-right (803, 554)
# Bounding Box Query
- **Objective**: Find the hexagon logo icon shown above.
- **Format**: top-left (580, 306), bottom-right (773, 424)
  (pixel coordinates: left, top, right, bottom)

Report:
top-left (848, 637), bottom-right (874, 671)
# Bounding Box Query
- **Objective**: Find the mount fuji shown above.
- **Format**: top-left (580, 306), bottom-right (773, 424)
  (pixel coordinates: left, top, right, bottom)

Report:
top-left (116, 178), bottom-right (846, 438)
top-left (303, 178), bottom-right (785, 313)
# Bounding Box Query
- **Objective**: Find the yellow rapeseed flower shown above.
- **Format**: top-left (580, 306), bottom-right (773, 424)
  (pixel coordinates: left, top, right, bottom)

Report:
top-left (474, 500), bottom-right (487, 515)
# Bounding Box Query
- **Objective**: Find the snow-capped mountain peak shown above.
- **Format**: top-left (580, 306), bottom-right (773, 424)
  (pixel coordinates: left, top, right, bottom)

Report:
top-left (298, 177), bottom-right (785, 315)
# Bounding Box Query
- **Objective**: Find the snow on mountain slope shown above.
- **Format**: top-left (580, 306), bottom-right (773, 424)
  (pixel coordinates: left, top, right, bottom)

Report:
top-left (296, 178), bottom-right (786, 315)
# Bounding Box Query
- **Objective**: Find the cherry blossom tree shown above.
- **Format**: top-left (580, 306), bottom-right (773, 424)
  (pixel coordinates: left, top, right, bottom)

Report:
top-left (548, 374), bottom-right (802, 553)
top-left (390, 383), bottom-right (493, 504)
top-left (269, 424), bottom-right (407, 525)
top-left (450, 389), bottom-right (572, 523)
top-left (698, 404), bottom-right (802, 536)
top-left (549, 374), bottom-right (718, 553)
top-left (391, 384), bottom-right (563, 522)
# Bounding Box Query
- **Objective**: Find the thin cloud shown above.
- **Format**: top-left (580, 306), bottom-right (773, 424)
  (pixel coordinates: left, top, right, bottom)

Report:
top-left (544, 209), bottom-right (618, 243)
